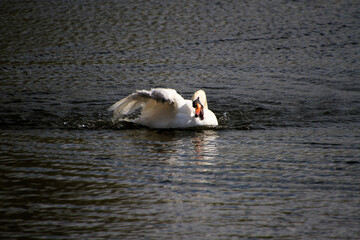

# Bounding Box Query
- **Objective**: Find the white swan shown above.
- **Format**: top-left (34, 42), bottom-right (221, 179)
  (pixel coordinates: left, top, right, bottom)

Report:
top-left (108, 88), bottom-right (218, 129)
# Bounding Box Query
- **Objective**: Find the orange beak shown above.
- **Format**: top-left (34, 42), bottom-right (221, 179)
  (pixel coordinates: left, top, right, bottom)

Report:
top-left (194, 102), bottom-right (204, 120)
top-left (195, 103), bottom-right (202, 115)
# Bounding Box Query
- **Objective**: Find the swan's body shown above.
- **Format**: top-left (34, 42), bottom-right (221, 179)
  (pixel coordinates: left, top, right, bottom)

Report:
top-left (108, 88), bottom-right (218, 129)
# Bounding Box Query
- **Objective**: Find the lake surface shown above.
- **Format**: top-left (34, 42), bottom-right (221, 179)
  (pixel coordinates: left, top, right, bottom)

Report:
top-left (1, 0), bottom-right (359, 239)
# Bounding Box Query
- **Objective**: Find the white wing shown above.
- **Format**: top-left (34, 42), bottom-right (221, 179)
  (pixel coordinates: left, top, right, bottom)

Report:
top-left (108, 88), bottom-right (183, 123)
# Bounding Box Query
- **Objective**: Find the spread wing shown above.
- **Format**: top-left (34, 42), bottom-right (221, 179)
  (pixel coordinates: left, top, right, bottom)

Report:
top-left (108, 88), bottom-right (181, 122)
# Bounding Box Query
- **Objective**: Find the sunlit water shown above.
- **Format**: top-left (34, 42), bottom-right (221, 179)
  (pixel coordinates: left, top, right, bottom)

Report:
top-left (1, 0), bottom-right (360, 239)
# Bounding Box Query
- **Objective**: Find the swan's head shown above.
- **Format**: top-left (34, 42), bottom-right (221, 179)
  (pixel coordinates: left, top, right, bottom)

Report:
top-left (192, 90), bottom-right (208, 120)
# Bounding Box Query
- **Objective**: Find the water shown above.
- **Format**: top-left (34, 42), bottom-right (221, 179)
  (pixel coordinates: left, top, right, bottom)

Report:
top-left (1, 0), bottom-right (359, 239)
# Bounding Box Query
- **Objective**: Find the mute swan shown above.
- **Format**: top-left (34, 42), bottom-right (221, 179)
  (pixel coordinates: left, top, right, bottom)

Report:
top-left (108, 88), bottom-right (218, 129)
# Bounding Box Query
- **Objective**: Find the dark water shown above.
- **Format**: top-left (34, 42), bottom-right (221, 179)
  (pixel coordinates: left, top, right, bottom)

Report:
top-left (1, 0), bottom-right (360, 239)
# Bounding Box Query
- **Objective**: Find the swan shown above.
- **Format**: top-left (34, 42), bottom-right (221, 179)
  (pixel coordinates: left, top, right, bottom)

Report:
top-left (108, 88), bottom-right (218, 129)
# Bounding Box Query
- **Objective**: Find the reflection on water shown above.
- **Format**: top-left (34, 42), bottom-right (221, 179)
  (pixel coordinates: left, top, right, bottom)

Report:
top-left (191, 130), bottom-right (218, 162)
top-left (0, 127), bottom-right (360, 239)
top-left (111, 129), bottom-right (220, 170)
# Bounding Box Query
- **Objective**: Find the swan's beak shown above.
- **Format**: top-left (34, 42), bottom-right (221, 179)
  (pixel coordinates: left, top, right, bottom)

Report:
top-left (193, 97), bottom-right (204, 120)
